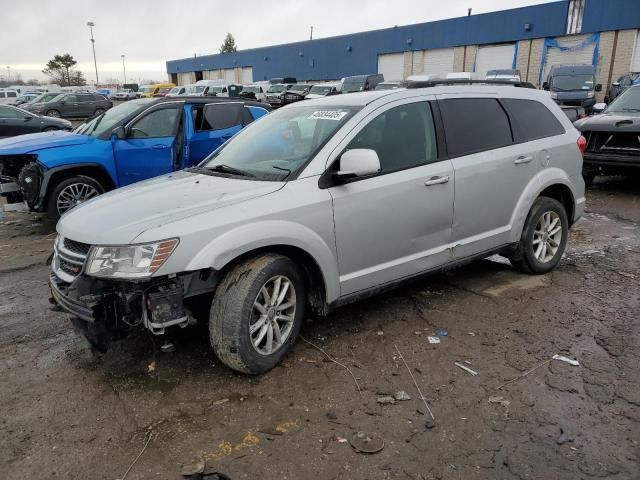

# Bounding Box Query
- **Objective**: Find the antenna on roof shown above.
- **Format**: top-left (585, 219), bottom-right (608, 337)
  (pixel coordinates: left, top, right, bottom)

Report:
top-left (468, 8), bottom-right (472, 16)
top-left (310, 26), bottom-right (313, 40)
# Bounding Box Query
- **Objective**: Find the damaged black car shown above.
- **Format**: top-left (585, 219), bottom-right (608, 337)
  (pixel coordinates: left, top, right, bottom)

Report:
top-left (574, 85), bottom-right (640, 185)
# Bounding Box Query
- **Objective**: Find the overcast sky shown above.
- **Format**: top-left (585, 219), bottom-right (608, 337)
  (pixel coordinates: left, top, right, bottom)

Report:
top-left (1, 0), bottom-right (557, 84)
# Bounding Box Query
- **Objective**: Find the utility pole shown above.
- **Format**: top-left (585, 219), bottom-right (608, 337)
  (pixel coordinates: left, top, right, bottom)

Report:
top-left (6, 66), bottom-right (10, 81)
top-left (87, 21), bottom-right (99, 86)
top-left (121, 55), bottom-right (127, 85)
top-left (310, 26), bottom-right (313, 40)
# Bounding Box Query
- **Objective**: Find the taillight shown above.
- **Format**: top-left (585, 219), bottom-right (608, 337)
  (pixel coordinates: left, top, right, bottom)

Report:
top-left (578, 113), bottom-right (586, 119)
top-left (577, 135), bottom-right (587, 157)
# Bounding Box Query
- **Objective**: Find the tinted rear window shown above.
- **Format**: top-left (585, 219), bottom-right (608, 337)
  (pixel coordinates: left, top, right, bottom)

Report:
top-left (439, 98), bottom-right (513, 157)
top-left (200, 103), bottom-right (243, 131)
top-left (502, 98), bottom-right (565, 142)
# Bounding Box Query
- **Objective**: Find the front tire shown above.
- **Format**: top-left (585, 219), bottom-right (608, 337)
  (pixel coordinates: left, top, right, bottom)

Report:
top-left (509, 197), bottom-right (568, 275)
top-left (210, 254), bottom-right (305, 374)
top-left (46, 175), bottom-right (104, 221)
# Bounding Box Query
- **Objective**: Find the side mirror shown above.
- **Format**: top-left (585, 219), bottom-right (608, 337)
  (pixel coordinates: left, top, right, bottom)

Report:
top-left (337, 149), bottom-right (381, 179)
top-left (542, 82), bottom-right (549, 90)
top-left (595, 84), bottom-right (602, 92)
top-left (612, 81), bottom-right (620, 87)
top-left (592, 103), bottom-right (607, 114)
top-left (111, 126), bottom-right (126, 140)
top-left (60, 101), bottom-right (66, 105)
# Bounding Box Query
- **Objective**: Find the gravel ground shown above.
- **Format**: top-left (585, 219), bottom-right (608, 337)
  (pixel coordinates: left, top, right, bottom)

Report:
top-left (0, 177), bottom-right (638, 480)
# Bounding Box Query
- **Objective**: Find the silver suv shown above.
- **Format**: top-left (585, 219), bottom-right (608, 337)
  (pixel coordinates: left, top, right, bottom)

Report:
top-left (50, 86), bottom-right (586, 374)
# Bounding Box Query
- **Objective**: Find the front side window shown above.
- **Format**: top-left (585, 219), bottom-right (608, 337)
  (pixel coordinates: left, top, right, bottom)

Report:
top-left (200, 105), bottom-right (358, 180)
top-left (64, 95), bottom-right (77, 103)
top-left (78, 94), bottom-right (94, 102)
top-left (502, 98), bottom-right (565, 142)
top-left (7, 91), bottom-right (17, 98)
top-left (129, 107), bottom-right (180, 138)
top-left (439, 98), bottom-right (513, 157)
top-left (75, 101), bottom-right (148, 137)
top-left (0, 106), bottom-right (23, 119)
top-left (346, 102), bottom-right (438, 174)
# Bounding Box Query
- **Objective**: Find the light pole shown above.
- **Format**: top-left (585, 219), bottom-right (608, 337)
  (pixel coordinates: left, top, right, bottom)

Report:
top-left (6, 66), bottom-right (10, 81)
top-left (121, 55), bottom-right (127, 85)
top-left (87, 22), bottom-right (99, 86)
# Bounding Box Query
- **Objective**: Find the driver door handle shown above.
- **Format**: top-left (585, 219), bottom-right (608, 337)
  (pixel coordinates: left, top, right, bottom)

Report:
top-left (424, 175), bottom-right (450, 186)
top-left (514, 155), bottom-right (533, 164)
top-left (151, 144), bottom-right (169, 150)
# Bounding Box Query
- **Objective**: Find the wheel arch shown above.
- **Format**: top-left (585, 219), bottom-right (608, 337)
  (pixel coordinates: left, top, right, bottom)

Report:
top-left (40, 163), bottom-right (116, 211)
top-left (181, 221), bottom-right (340, 308)
top-left (509, 169), bottom-right (578, 243)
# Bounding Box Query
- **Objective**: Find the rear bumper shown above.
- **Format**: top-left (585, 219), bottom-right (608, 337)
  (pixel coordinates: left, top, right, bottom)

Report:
top-left (584, 153), bottom-right (640, 175)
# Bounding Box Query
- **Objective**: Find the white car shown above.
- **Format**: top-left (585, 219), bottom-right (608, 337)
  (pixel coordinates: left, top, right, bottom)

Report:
top-left (0, 90), bottom-right (19, 105)
top-left (305, 82), bottom-right (342, 99)
top-left (166, 86), bottom-right (188, 97)
top-left (240, 84), bottom-right (269, 102)
top-left (114, 89), bottom-right (136, 101)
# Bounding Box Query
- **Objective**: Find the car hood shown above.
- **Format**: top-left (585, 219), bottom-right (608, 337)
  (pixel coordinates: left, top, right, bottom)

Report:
top-left (57, 170), bottom-right (284, 245)
top-left (0, 131), bottom-right (90, 154)
top-left (574, 111), bottom-right (640, 132)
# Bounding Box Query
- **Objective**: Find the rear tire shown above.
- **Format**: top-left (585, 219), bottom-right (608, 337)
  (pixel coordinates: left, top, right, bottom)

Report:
top-left (46, 109), bottom-right (61, 118)
top-left (46, 175), bottom-right (104, 221)
top-left (209, 254), bottom-right (305, 374)
top-left (43, 126), bottom-right (59, 132)
top-left (509, 197), bottom-right (568, 275)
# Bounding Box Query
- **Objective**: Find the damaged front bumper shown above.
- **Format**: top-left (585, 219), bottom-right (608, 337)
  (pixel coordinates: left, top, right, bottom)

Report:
top-left (583, 131), bottom-right (640, 176)
top-left (0, 155), bottom-right (46, 213)
top-left (49, 237), bottom-right (220, 351)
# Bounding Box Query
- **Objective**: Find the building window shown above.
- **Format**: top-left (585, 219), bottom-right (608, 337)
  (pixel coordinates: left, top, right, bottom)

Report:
top-left (566, 0), bottom-right (585, 35)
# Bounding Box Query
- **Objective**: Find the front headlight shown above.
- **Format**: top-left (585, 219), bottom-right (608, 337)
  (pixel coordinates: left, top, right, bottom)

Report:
top-left (85, 239), bottom-right (179, 279)
top-left (587, 91), bottom-right (595, 98)
top-left (550, 91), bottom-right (558, 99)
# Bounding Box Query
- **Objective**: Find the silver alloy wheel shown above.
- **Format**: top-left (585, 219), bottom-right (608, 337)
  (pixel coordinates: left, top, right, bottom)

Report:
top-left (533, 211), bottom-right (562, 263)
top-left (56, 182), bottom-right (100, 215)
top-left (250, 275), bottom-right (296, 356)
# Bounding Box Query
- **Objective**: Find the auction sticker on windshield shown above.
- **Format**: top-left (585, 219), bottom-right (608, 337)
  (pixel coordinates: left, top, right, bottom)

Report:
top-left (309, 111), bottom-right (348, 121)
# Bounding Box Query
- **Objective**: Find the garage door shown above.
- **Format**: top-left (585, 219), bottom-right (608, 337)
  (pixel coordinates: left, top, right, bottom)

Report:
top-left (474, 44), bottom-right (516, 76)
top-left (378, 53), bottom-right (405, 81)
top-left (542, 34), bottom-right (598, 84)
top-left (631, 31), bottom-right (640, 72)
top-left (423, 48), bottom-right (455, 76)
top-left (223, 68), bottom-right (236, 83)
top-left (241, 67), bottom-right (253, 84)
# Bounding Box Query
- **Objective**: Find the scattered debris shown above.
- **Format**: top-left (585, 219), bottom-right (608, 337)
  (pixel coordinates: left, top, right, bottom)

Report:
top-left (467, 332), bottom-right (476, 336)
top-left (436, 329), bottom-right (449, 337)
top-left (616, 271), bottom-right (636, 279)
top-left (497, 357), bottom-right (554, 390)
top-left (427, 336), bottom-right (440, 344)
top-left (182, 473), bottom-right (231, 480)
top-left (455, 362), bottom-right (478, 376)
top-left (160, 341), bottom-right (176, 353)
top-left (300, 336), bottom-right (362, 394)
top-left (350, 431), bottom-right (385, 454)
top-left (326, 411), bottom-right (338, 420)
top-left (210, 398), bottom-right (229, 407)
top-left (394, 390), bottom-right (411, 401)
top-left (488, 396), bottom-right (510, 407)
top-left (425, 420), bottom-right (436, 429)
top-left (181, 459), bottom-right (206, 476)
top-left (552, 354), bottom-right (580, 366)
top-left (147, 361), bottom-right (156, 373)
top-left (393, 344), bottom-right (435, 421)
top-left (377, 331), bottom-right (384, 336)
top-left (377, 396), bottom-right (395, 405)
top-left (557, 427), bottom-right (575, 445)
top-left (336, 436), bottom-right (348, 443)
top-left (120, 430), bottom-right (156, 480)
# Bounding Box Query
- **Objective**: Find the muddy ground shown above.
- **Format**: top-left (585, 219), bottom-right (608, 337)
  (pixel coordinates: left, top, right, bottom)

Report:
top-left (0, 177), bottom-right (638, 480)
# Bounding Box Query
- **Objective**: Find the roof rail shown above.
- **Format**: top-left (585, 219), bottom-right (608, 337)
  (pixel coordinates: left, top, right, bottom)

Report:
top-left (406, 79), bottom-right (536, 89)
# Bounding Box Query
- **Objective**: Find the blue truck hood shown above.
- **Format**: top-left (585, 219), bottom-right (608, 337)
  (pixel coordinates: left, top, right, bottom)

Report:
top-left (0, 131), bottom-right (92, 155)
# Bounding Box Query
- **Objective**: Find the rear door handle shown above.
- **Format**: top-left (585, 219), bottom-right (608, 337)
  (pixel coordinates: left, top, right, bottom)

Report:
top-left (424, 175), bottom-right (450, 186)
top-left (514, 155), bottom-right (533, 164)
top-left (151, 144), bottom-right (169, 150)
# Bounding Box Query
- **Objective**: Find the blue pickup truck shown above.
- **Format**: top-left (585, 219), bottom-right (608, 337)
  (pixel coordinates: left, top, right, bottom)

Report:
top-left (0, 97), bottom-right (269, 219)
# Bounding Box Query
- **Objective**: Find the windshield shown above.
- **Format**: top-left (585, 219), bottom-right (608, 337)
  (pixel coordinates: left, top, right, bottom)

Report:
top-left (290, 85), bottom-right (309, 92)
top-left (606, 87), bottom-right (640, 113)
top-left (74, 101), bottom-right (146, 137)
top-left (191, 85), bottom-right (206, 93)
top-left (168, 87), bottom-right (181, 94)
top-left (551, 74), bottom-right (595, 92)
top-left (199, 105), bottom-right (359, 181)
top-left (242, 86), bottom-right (259, 93)
top-left (342, 79), bottom-right (366, 93)
top-left (208, 86), bottom-right (224, 93)
top-left (139, 86), bottom-right (154, 93)
top-left (267, 85), bottom-right (286, 93)
top-left (309, 86), bottom-right (333, 95)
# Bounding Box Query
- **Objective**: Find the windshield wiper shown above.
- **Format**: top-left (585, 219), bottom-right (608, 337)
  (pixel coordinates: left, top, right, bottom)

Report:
top-left (273, 166), bottom-right (292, 180)
top-left (204, 164), bottom-right (255, 177)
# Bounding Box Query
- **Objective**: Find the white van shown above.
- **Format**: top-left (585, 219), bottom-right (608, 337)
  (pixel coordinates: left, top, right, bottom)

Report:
top-left (240, 83), bottom-right (269, 102)
top-left (191, 80), bottom-right (229, 97)
top-left (0, 90), bottom-right (19, 105)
